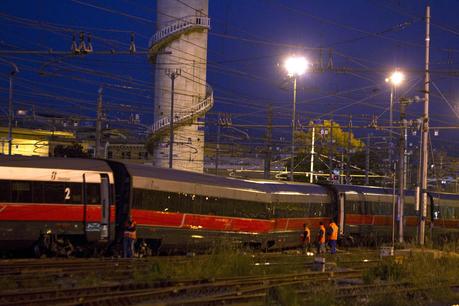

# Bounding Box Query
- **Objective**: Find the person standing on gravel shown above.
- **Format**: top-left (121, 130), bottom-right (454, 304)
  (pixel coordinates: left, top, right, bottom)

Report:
top-left (328, 219), bottom-right (339, 254)
top-left (301, 223), bottom-right (311, 253)
top-left (317, 222), bottom-right (326, 254)
top-left (123, 215), bottom-right (137, 258)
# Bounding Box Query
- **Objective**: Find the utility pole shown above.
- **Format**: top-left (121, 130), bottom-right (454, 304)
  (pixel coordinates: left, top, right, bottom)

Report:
top-left (389, 85), bottom-right (395, 174)
top-left (392, 164), bottom-right (396, 247)
top-left (399, 100), bottom-right (407, 243)
top-left (346, 115), bottom-right (352, 184)
top-left (290, 77), bottom-right (297, 182)
top-left (95, 87), bottom-right (103, 159)
top-left (5, 62), bottom-right (19, 155)
top-left (309, 124), bottom-right (316, 183)
top-left (328, 119), bottom-right (334, 182)
top-left (404, 124), bottom-right (408, 189)
top-left (264, 104), bottom-right (273, 179)
top-left (165, 68), bottom-right (181, 169)
top-left (365, 133), bottom-right (371, 185)
top-left (419, 5), bottom-right (430, 245)
top-left (215, 115), bottom-right (221, 175)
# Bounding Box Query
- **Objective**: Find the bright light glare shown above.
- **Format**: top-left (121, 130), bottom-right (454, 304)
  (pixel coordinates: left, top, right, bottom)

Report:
top-left (386, 70), bottom-right (405, 86)
top-left (284, 56), bottom-right (309, 77)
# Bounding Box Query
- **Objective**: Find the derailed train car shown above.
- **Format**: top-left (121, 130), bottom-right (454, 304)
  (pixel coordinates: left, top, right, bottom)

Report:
top-left (117, 162), bottom-right (334, 253)
top-left (0, 156), bottom-right (458, 256)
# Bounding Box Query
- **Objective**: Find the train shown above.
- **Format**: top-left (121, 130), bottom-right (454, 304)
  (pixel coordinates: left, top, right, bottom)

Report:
top-left (0, 156), bottom-right (457, 257)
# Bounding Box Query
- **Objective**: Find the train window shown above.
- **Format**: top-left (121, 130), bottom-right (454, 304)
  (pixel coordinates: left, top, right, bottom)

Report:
top-left (131, 188), bottom-right (269, 219)
top-left (41, 182), bottom-right (81, 204)
top-left (309, 202), bottom-right (327, 217)
top-left (346, 200), bottom-right (363, 214)
top-left (11, 181), bottom-right (32, 202)
top-left (366, 201), bottom-right (375, 215)
top-left (449, 207), bottom-right (455, 219)
top-left (275, 202), bottom-right (305, 218)
top-left (86, 184), bottom-right (100, 204)
top-left (0, 180), bottom-right (11, 202)
top-left (404, 204), bottom-right (416, 216)
top-left (32, 181), bottom-right (44, 203)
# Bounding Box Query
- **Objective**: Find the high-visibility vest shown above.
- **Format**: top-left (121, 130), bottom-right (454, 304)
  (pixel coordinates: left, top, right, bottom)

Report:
top-left (318, 225), bottom-right (326, 244)
top-left (329, 222), bottom-right (338, 241)
top-left (124, 221), bottom-right (137, 239)
top-left (303, 227), bottom-right (311, 243)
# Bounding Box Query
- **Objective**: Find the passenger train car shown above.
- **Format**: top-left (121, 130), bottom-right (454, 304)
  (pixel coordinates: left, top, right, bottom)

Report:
top-left (0, 156), bottom-right (458, 256)
top-left (0, 157), bottom-right (114, 256)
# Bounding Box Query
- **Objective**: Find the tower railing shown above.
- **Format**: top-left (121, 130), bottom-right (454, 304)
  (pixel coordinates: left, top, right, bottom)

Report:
top-left (151, 85), bottom-right (213, 134)
top-left (149, 16), bottom-right (210, 51)
top-left (149, 14), bottom-right (213, 138)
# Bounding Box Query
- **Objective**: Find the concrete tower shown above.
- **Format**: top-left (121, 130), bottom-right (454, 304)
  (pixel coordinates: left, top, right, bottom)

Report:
top-left (148, 0), bottom-right (212, 173)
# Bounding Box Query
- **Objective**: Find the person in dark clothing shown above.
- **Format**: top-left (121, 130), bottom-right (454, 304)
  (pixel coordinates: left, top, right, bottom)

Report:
top-left (123, 215), bottom-right (137, 258)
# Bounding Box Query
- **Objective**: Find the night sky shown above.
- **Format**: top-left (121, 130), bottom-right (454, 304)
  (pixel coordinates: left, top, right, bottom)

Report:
top-left (1, 0), bottom-right (459, 156)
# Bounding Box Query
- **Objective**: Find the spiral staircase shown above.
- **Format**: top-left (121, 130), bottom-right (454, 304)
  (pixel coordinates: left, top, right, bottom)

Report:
top-left (148, 15), bottom-right (213, 139)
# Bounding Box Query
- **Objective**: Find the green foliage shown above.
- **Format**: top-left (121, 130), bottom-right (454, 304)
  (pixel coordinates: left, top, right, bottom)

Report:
top-left (363, 259), bottom-right (406, 284)
top-left (306, 287), bottom-right (337, 306)
top-left (77, 272), bottom-right (102, 287)
top-left (363, 253), bottom-right (459, 304)
top-left (133, 244), bottom-right (256, 283)
top-left (0, 277), bottom-right (18, 290)
top-left (53, 142), bottom-right (89, 158)
top-left (268, 285), bottom-right (300, 306)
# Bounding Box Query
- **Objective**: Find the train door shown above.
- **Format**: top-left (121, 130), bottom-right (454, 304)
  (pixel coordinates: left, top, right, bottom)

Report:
top-left (100, 174), bottom-right (110, 241)
top-left (338, 192), bottom-right (345, 236)
top-left (83, 173), bottom-right (111, 242)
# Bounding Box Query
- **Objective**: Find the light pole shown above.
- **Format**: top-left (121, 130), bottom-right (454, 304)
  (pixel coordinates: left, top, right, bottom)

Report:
top-left (385, 70), bottom-right (405, 242)
top-left (165, 68), bottom-right (181, 169)
top-left (0, 59), bottom-right (19, 155)
top-left (284, 56), bottom-right (308, 182)
top-left (385, 70), bottom-right (405, 171)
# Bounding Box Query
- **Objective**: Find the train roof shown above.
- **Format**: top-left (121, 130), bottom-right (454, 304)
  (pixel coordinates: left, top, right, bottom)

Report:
top-left (0, 156), bottom-right (112, 172)
top-left (123, 163), bottom-right (329, 195)
top-left (326, 184), bottom-right (393, 195)
top-left (429, 191), bottom-right (459, 200)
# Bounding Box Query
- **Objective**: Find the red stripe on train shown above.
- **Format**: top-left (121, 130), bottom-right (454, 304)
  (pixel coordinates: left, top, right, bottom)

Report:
top-left (0, 203), bottom-right (114, 222)
top-left (131, 209), bottom-right (329, 233)
top-left (346, 214), bottom-right (423, 227)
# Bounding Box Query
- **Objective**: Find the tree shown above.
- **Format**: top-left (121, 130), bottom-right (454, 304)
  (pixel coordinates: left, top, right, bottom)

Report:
top-left (53, 143), bottom-right (90, 158)
top-left (287, 120), bottom-right (380, 183)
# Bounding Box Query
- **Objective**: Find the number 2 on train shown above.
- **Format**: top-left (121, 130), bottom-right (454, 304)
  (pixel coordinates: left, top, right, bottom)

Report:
top-left (64, 187), bottom-right (71, 200)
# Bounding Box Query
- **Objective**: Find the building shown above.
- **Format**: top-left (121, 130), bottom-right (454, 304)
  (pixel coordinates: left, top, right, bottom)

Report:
top-left (0, 127), bottom-right (80, 156)
top-left (106, 143), bottom-right (151, 163)
top-left (148, 0), bottom-right (212, 173)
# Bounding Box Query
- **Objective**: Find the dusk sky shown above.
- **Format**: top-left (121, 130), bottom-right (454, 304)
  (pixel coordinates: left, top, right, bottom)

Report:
top-left (1, 1), bottom-right (459, 153)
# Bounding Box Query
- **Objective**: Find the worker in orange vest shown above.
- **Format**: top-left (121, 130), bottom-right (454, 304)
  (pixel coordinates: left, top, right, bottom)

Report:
top-left (317, 222), bottom-right (326, 254)
top-left (301, 223), bottom-right (311, 253)
top-left (123, 215), bottom-right (137, 258)
top-left (328, 218), bottom-right (339, 254)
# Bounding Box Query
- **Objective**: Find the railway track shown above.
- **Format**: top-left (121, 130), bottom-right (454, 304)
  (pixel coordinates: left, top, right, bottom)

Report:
top-left (0, 269), bottom-right (363, 305)
top-left (0, 250), bottom-right (386, 305)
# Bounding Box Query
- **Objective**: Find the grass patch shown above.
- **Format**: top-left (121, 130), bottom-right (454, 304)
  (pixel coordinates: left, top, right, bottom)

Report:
top-left (267, 285), bottom-right (300, 306)
top-left (132, 244), bottom-right (256, 283)
top-left (363, 252), bottom-right (459, 304)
